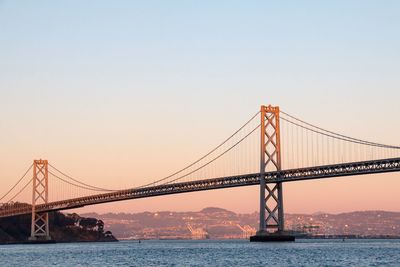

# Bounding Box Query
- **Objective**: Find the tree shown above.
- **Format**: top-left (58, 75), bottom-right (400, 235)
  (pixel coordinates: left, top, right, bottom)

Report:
top-left (96, 220), bottom-right (104, 233)
top-left (79, 218), bottom-right (98, 230)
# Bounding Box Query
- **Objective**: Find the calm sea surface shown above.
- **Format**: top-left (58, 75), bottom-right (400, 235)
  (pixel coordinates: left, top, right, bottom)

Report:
top-left (1, 239), bottom-right (400, 266)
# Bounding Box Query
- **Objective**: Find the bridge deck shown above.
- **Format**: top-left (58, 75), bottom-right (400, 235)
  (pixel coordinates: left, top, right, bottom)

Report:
top-left (1, 157), bottom-right (400, 218)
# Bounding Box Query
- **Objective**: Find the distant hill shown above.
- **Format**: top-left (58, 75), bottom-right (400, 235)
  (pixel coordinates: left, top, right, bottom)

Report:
top-left (0, 210), bottom-right (117, 244)
top-left (200, 207), bottom-right (236, 216)
top-left (82, 208), bottom-right (400, 239)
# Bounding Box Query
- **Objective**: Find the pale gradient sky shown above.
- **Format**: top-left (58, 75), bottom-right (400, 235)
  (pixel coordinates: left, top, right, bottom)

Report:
top-left (1, 1), bottom-right (399, 214)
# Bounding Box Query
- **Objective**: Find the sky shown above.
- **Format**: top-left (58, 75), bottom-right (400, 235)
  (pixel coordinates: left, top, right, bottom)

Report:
top-left (1, 1), bottom-right (400, 214)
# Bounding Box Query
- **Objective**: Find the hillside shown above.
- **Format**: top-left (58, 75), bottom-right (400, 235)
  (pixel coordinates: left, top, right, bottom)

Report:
top-left (0, 211), bottom-right (117, 244)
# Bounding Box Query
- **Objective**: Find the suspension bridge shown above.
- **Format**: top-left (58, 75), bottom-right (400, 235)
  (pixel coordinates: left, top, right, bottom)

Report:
top-left (1, 105), bottom-right (400, 241)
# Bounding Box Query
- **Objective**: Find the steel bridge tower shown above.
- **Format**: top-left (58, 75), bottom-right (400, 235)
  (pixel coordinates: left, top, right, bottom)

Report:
top-left (29, 159), bottom-right (51, 241)
top-left (250, 105), bottom-right (294, 242)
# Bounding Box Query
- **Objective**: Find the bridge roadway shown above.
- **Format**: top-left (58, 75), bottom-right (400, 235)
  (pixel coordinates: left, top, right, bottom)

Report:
top-left (1, 157), bottom-right (400, 218)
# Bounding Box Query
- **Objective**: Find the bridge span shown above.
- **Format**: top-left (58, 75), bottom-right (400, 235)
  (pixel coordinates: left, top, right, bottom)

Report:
top-left (1, 105), bottom-right (400, 241)
top-left (1, 157), bottom-right (400, 218)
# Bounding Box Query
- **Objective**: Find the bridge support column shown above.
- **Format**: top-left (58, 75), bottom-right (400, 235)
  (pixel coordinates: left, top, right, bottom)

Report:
top-left (29, 160), bottom-right (51, 241)
top-left (250, 105), bottom-right (294, 242)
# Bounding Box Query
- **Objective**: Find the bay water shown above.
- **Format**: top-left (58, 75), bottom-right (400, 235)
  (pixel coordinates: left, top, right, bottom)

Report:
top-left (1, 239), bottom-right (399, 266)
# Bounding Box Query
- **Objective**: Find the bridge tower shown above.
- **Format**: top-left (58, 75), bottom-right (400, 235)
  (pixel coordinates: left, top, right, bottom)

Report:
top-left (29, 159), bottom-right (51, 241)
top-left (250, 105), bottom-right (294, 242)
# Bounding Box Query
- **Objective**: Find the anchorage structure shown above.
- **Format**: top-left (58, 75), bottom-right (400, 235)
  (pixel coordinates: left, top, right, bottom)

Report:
top-left (29, 160), bottom-right (51, 241)
top-left (250, 105), bottom-right (294, 241)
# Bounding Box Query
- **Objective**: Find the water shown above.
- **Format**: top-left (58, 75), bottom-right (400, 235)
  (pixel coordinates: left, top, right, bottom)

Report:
top-left (1, 239), bottom-right (400, 266)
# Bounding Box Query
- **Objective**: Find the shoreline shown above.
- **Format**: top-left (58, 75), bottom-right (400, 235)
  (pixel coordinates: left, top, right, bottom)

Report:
top-left (0, 239), bottom-right (119, 246)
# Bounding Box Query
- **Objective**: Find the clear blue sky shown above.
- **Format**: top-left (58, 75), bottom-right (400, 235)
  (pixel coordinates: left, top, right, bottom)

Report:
top-left (1, 1), bottom-right (399, 213)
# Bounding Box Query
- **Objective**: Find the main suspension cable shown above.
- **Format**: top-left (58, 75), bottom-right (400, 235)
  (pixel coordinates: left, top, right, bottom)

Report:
top-left (138, 111), bottom-right (260, 187)
top-left (280, 110), bottom-right (400, 149)
top-left (280, 113), bottom-right (400, 149)
top-left (162, 124), bottom-right (261, 185)
top-left (7, 177), bottom-right (33, 203)
top-left (48, 170), bottom-right (115, 192)
top-left (49, 164), bottom-right (116, 192)
top-left (0, 164), bottom-right (33, 202)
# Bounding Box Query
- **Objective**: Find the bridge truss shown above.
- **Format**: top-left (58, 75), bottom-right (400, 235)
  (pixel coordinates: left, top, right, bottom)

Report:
top-left (1, 157), bottom-right (400, 218)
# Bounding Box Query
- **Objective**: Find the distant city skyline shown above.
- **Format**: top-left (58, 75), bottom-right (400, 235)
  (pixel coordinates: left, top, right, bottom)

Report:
top-left (1, 1), bottom-right (400, 214)
top-left (84, 207), bottom-right (400, 240)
